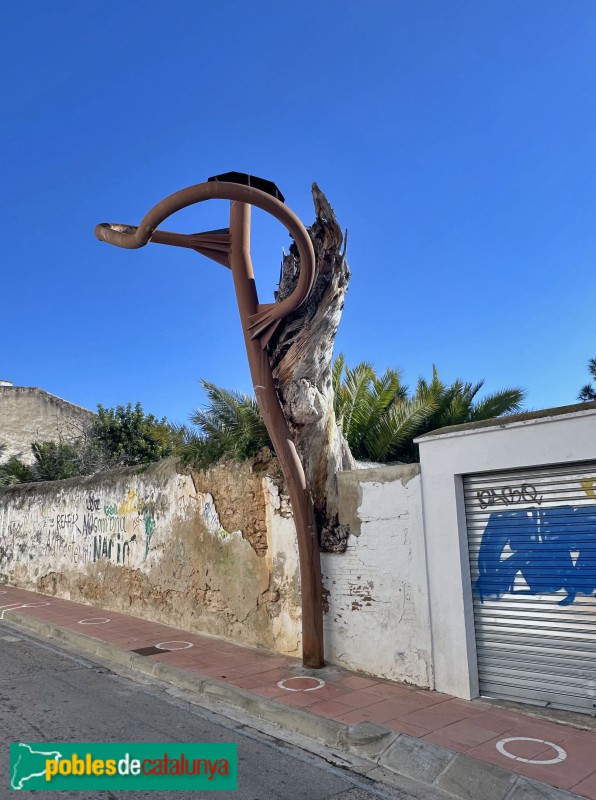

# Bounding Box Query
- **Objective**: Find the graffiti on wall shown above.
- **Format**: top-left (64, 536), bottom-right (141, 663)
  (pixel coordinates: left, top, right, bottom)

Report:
top-left (475, 504), bottom-right (596, 606)
top-left (476, 484), bottom-right (543, 510)
top-left (0, 484), bottom-right (166, 571)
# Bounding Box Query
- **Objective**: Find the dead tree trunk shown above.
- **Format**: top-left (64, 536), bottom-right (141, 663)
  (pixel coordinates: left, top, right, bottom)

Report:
top-left (268, 184), bottom-right (354, 552)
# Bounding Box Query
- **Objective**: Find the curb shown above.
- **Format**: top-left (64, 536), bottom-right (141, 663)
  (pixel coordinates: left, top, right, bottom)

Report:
top-left (3, 612), bottom-right (581, 800)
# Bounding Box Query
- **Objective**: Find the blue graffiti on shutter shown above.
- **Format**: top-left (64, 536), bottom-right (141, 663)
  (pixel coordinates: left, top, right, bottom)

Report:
top-left (475, 506), bottom-right (596, 606)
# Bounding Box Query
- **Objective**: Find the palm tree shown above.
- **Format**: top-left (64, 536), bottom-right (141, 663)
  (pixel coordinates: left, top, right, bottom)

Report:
top-left (333, 358), bottom-right (525, 463)
top-left (175, 380), bottom-right (271, 469)
top-left (180, 362), bottom-right (524, 469)
top-left (578, 358), bottom-right (596, 402)
top-left (332, 355), bottom-right (434, 462)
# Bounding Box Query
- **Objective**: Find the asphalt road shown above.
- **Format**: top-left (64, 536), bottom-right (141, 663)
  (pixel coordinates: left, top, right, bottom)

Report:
top-left (0, 625), bottom-right (423, 800)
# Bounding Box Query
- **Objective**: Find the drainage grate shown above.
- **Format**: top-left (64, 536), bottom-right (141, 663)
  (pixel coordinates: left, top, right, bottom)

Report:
top-left (130, 646), bottom-right (171, 656)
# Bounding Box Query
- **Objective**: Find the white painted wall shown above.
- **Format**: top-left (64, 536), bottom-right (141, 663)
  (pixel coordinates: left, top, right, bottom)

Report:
top-left (417, 404), bottom-right (596, 700)
top-left (263, 477), bottom-right (303, 655)
top-left (322, 464), bottom-right (432, 687)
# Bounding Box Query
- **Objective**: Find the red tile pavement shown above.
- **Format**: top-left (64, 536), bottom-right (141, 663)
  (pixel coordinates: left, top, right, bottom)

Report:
top-left (251, 684), bottom-right (288, 699)
top-left (399, 698), bottom-right (476, 729)
top-left (423, 717), bottom-right (507, 748)
top-left (382, 719), bottom-right (431, 738)
top-left (2, 584), bottom-right (596, 799)
top-left (574, 771), bottom-right (596, 800)
top-left (469, 709), bottom-right (531, 734)
top-left (336, 675), bottom-right (380, 690)
top-left (361, 681), bottom-right (423, 699)
top-left (421, 732), bottom-right (471, 753)
top-left (305, 683), bottom-right (355, 702)
top-left (508, 733), bottom-right (596, 792)
top-left (306, 699), bottom-right (358, 718)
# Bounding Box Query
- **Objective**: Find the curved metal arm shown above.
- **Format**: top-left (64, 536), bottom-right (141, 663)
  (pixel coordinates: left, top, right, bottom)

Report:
top-left (95, 179), bottom-right (325, 667)
top-left (95, 181), bottom-right (316, 345)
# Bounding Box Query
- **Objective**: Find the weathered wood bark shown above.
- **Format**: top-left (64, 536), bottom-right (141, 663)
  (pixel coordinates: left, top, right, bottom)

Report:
top-left (269, 184), bottom-right (355, 552)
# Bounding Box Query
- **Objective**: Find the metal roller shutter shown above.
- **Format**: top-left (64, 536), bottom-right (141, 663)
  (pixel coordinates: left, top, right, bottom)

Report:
top-left (464, 461), bottom-right (596, 714)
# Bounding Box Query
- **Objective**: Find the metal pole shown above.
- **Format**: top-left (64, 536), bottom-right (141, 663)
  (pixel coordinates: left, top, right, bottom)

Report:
top-left (95, 177), bottom-right (324, 668)
top-left (228, 200), bottom-right (324, 668)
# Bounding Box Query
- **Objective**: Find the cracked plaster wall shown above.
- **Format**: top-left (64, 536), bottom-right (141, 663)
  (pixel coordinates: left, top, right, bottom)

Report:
top-left (321, 464), bottom-right (433, 687)
top-left (0, 457), bottom-right (432, 685)
top-left (0, 458), bottom-right (301, 656)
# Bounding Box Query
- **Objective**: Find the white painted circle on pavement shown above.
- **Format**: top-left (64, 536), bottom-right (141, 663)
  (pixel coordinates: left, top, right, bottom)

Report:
top-left (155, 641), bottom-right (194, 651)
top-left (496, 737), bottom-right (567, 765)
top-left (78, 617), bottom-right (111, 625)
top-left (277, 677), bottom-right (326, 692)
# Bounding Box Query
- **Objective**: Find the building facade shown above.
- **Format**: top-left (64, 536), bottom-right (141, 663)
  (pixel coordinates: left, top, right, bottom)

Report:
top-left (0, 383), bottom-right (96, 465)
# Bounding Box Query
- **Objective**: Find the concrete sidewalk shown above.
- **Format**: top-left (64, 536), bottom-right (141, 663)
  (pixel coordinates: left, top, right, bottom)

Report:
top-left (1, 585), bottom-right (594, 800)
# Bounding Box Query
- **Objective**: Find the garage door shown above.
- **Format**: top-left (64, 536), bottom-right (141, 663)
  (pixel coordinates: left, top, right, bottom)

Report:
top-left (464, 461), bottom-right (596, 713)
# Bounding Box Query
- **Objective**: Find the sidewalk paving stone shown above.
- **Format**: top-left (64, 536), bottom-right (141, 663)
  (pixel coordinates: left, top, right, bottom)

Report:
top-left (1, 584), bottom-right (594, 800)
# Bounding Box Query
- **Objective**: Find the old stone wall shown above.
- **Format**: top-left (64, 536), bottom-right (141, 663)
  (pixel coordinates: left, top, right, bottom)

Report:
top-left (0, 386), bottom-right (96, 464)
top-left (0, 457), bottom-right (432, 686)
top-left (0, 458), bottom-right (301, 655)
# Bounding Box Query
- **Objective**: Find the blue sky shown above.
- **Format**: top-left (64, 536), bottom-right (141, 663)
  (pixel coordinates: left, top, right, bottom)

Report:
top-left (2, 1), bottom-right (595, 423)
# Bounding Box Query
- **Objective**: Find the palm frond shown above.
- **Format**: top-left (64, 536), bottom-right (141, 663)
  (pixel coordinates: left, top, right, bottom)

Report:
top-left (338, 361), bottom-right (526, 462)
top-left (361, 395), bottom-right (437, 461)
top-left (184, 381), bottom-right (271, 468)
top-left (183, 361), bottom-right (527, 470)
top-left (470, 388), bottom-right (525, 420)
top-left (332, 353), bottom-right (346, 408)
top-left (335, 361), bottom-right (375, 443)
top-left (578, 359), bottom-right (596, 402)
top-left (578, 384), bottom-right (596, 403)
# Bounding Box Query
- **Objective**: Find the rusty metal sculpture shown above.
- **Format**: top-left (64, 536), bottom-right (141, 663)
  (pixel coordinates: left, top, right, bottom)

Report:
top-left (95, 173), bottom-right (324, 668)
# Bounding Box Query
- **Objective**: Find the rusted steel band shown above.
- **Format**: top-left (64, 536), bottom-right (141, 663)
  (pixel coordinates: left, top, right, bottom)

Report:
top-left (94, 181), bottom-right (316, 323)
top-left (95, 182), bottom-right (324, 667)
